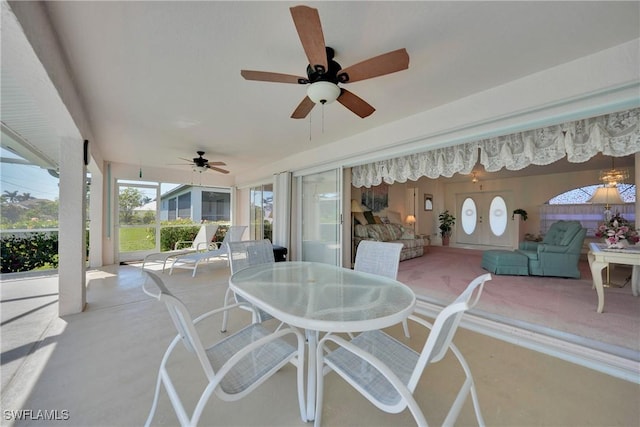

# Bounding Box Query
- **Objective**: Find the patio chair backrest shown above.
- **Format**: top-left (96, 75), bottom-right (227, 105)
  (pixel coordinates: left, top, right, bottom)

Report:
top-left (354, 240), bottom-right (403, 279)
top-left (216, 225), bottom-right (248, 254)
top-left (408, 272), bottom-right (491, 390)
top-left (190, 224), bottom-right (219, 250)
top-left (142, 271), bottom-right (213, 375)
top-left (227, 239), bottom-right (275, 274)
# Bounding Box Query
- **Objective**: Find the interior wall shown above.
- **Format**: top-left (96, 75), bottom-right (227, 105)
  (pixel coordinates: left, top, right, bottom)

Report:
top-left (353, 164), bottom-right (636, 247)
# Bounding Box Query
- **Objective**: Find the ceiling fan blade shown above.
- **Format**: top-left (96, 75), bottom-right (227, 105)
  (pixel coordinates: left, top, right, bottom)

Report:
top-left (178, 157), bottom-right (194, 162)
top-left (241, 70), bottom-right (306, 84)
top-left (291, 96), bottom-right (316, 119)
top-left (209, 166), bottom-right (230, 174)
top-left (290, 5), bottom-right (328, 73)
top-left (207, 161), bottom-right (226, 166)
top-left (337, 89), bottom-right (375, 118)
top-left (338, 48), bottom-right (410, 83)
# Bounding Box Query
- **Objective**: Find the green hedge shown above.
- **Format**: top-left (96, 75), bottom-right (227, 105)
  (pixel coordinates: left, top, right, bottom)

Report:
top-left (1, 232), bottom-right (59, 273)
top-left (1, 222), bottom-right (232, 274)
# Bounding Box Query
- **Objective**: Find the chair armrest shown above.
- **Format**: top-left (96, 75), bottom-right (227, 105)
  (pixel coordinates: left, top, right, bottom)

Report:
top-left (519, 241), bottom-right (539, 251)
top-left (196, 241), bottom-right (220, 251)
top-left (174, 240), bottom-right (194, 250)
top-left (537, 244), bottom-right (569, 253)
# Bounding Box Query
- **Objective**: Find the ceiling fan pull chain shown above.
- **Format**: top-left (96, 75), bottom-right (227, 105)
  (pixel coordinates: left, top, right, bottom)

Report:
top-left (309, 111), bottom-right (312, 141)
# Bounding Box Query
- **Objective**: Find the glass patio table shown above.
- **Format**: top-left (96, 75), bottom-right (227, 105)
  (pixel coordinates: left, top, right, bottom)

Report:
top-left (229, 261), bottom-right (416, 421)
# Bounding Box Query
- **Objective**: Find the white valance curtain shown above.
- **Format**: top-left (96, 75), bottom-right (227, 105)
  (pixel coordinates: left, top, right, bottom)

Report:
top-left (352, 108), bottom-right (640, 188)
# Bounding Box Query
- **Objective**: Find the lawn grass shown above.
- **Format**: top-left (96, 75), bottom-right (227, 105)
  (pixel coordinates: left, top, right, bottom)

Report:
top-left (119, 227), bottom-right (155, 252)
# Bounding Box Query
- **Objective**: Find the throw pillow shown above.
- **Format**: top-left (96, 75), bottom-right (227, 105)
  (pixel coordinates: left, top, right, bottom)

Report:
top-left (363, 211), bottom-right (376, 224)
top-left (354, 212), bottom-right (367, 226)
top-left (373, 215), bottom-right (383, 224)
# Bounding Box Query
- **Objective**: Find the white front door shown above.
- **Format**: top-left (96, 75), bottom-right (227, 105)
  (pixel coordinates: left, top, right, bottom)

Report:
top-left (456, 191), bottom-right (512, 247)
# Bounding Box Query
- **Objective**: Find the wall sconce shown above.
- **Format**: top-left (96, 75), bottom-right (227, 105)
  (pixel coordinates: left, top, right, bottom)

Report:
top-left (471, 172), bottom-right (478, 183)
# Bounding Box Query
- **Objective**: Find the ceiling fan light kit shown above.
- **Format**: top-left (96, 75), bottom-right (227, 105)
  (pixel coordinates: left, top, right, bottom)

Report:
top-left (240, 5), bottom-right (409, 119)
top-left (174, 151), bottom-right (229, 174)
top-left (306, 81), bottom-right (341, 104)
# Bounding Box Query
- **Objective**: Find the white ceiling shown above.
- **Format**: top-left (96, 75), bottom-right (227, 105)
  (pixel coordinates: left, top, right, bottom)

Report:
top-left (3, 1), bottom-right (640, 182)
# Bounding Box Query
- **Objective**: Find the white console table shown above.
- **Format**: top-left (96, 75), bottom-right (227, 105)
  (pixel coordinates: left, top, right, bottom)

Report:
top-left (587, 242), bottom-right (640, 313)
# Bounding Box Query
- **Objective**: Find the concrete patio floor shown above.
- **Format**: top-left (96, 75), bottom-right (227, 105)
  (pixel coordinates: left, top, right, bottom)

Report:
top-left (1, 260), bottom-right (639, 426)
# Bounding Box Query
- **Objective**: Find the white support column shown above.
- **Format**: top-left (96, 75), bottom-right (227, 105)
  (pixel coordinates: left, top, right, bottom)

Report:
top-left (58, 137), bottom-right (87, 316)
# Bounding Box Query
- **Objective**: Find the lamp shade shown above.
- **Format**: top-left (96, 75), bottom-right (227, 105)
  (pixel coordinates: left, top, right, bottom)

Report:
top-left (307, 81), bottom-right (341, 104)
top-left (406, 214), bottom-right (416, 225)
top-left (351, 199), bottom-right (365, 213)
top-left (589, 187), bottom-right (624, 206)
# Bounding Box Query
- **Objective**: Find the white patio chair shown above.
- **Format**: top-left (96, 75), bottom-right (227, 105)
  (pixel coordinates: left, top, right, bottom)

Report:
top-left (142, 224), bottom-right (219, 272)
top-left (314, 273), bottom-right (492, 427)
top-left (354, 240), bottom-right (409, 337)
top-left (221, 239), bottom-right (276, 332)
top-left (142, 271), bottom-right (306, 427)
top-left (169, 225), bottom-right (247, 277)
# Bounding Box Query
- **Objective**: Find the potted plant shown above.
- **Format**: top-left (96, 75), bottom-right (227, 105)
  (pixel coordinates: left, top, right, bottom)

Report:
top-left (438, 210), bottom-right (456, 246)
top-left (512, 208), bottom-right (528, 221)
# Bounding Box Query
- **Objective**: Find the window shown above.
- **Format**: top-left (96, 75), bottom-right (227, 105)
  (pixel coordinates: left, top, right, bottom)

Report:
top-left (177, 193), bottom-right (191, 219)
top-left (541, 184), bottom-right (636, 236)
top-left (201, 191), bottom-right (230, 222)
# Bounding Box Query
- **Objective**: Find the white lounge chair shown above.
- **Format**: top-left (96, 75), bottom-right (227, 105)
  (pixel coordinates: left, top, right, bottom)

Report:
top-left (168, 225), bottom-right (247, 277)
top-left (141, 224), bottom-right (219, 272)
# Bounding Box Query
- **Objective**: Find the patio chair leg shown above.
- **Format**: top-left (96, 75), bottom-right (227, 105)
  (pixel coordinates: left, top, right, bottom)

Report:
top-left (144, 372), bottom-right (163, 427)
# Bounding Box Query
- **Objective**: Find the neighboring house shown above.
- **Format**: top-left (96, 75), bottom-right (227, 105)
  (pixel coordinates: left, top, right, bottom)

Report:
top-left (159, 185), bottom-right (231, 223)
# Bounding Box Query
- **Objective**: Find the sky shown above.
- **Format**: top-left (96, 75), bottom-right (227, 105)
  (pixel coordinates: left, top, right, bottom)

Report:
top-left (1, 147), bottom-right (60, 201)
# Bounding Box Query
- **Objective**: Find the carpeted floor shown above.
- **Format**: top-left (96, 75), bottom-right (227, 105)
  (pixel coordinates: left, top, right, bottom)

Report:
top-left (397, 246), bottom-right (640, 356)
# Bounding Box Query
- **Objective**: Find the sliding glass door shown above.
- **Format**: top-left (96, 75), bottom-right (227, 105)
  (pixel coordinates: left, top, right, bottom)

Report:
top-left (116, 181), bottom-right (160, 262)
top-left (250, 183), bottom-right (273, 241)
top-left (299, 169), bottom-right (342, 265)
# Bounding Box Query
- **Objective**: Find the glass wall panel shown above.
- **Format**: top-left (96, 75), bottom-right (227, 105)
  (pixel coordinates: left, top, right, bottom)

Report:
top-left (117, 183), bottom-right (158, 258)
top-left (300, 169), bottom-right (341, 265)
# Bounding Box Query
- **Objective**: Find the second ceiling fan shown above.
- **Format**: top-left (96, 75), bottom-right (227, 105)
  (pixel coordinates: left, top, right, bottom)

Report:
top-left (241, 5), bottom-right (410, 119)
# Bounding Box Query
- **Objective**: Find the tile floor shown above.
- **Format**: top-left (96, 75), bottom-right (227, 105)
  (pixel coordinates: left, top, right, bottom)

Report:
top-left (1, 260), bottom-right (639, 426)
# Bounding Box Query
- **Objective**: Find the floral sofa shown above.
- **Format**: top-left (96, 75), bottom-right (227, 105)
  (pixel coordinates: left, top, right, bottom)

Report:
top-left (354, 223), bottom-right (426, 261)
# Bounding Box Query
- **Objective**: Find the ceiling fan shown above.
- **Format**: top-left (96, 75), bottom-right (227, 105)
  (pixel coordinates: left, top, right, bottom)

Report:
top-left (240, 5), bottom-right (410, 119)
top-left (176, 151), bottom-right (229, 174)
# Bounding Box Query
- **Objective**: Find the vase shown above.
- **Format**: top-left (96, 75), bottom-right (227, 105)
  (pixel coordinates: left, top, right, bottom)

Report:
top-left (605, 239), bottom-right (628, 249)
top-left (442, 235), bottom-right (450, 246)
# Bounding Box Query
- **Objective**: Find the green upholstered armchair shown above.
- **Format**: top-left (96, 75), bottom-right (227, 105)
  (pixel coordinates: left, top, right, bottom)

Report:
top-left (516, 220), bottom-right (587, 278)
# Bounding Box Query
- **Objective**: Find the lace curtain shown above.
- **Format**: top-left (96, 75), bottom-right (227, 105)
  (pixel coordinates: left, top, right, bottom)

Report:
top-left (352, 108), bottom-right (640, 188)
